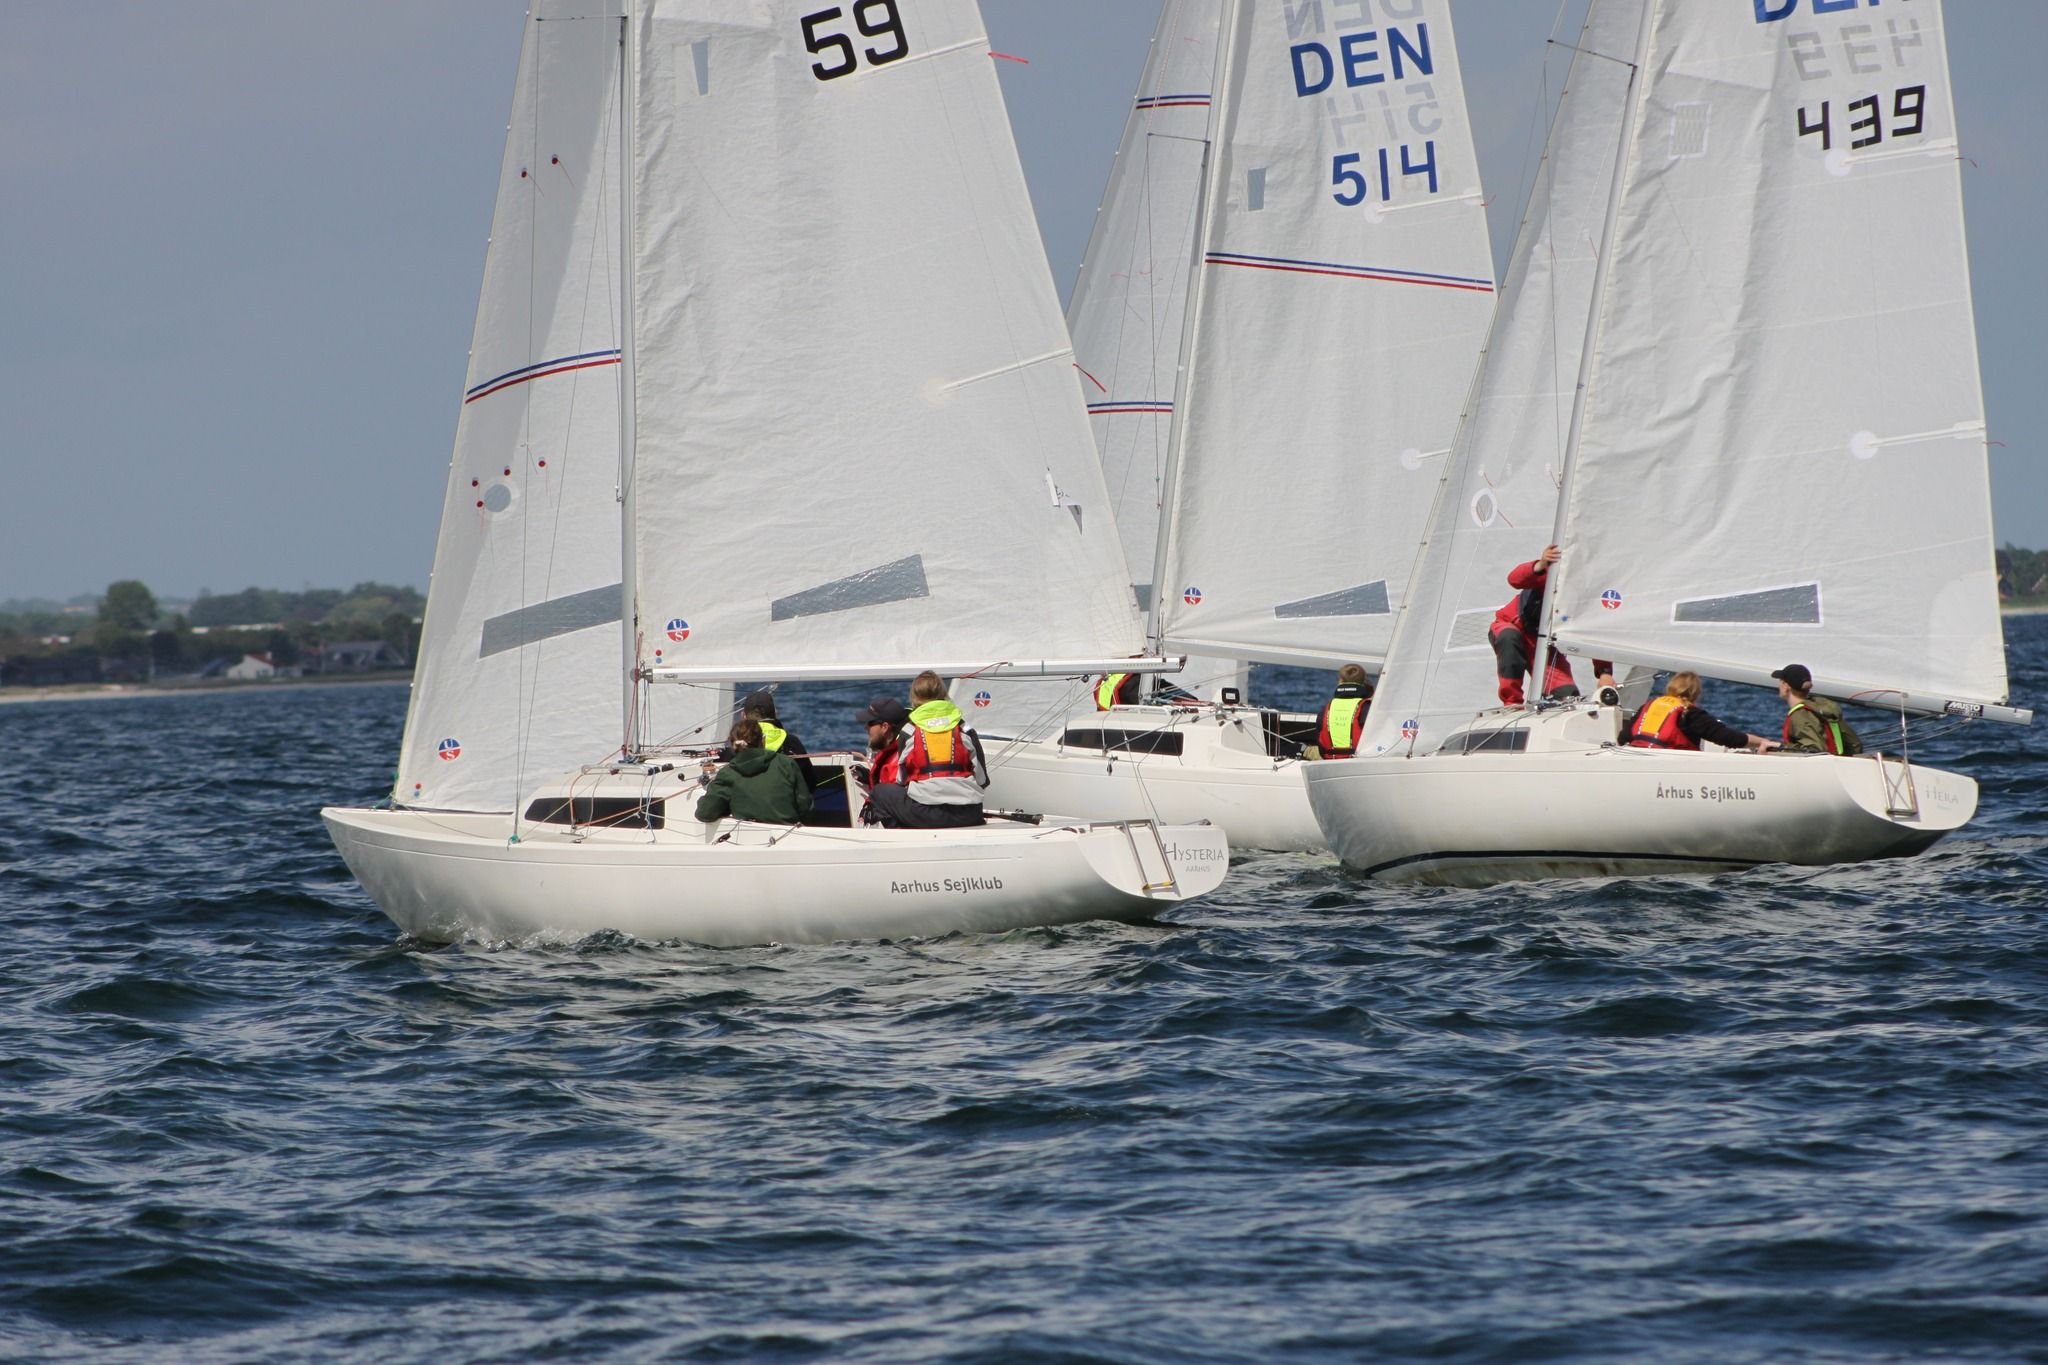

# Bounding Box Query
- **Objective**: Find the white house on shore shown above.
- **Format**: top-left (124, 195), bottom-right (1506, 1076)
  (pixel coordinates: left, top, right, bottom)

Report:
top-left (224, 652), bottom-right (301, 681)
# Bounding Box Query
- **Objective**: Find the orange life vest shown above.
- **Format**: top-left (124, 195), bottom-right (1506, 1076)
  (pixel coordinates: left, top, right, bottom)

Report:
top-left (1628, 696), bottom-right (1698, 750)
top-left (904, 721), bottom-right (976, 783)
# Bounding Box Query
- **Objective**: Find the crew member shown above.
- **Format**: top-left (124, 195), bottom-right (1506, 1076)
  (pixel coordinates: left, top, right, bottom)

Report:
top-left (855, 696), bottom-right (909, 826)
top-left (695, 719), bottom-right (815, 823)
top-left (1626, 672), bottom-right (1776, 752)
top-left (1094, 669), bottom-right (1141, 710)
top-left (737, 689), bottom-right (818, 787)
top-left (1772, 663), bottom-right (1864, 755)
top-left (1317, 663), bottom-right (1373, 759)
top-left (1490, 544), bottom-right (1616, 706)
top-left (867, 671), bottom-right (989, 829)
top-left (1095, 663), bottom-right (1199, 708)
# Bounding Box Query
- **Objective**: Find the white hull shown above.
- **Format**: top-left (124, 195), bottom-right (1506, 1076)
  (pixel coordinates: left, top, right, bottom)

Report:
top-left (323, 806), bottom-right (1230, 948)
top-left (981, 705), bottom-right (1326, 853)
top-left (1304, 706), bottom-right (1978, 886)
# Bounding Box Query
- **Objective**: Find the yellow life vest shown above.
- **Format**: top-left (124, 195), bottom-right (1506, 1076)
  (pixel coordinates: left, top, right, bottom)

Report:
top-left (1095, 673), bottom-right (1133, 711)
top-left (1319, 696), bottom-right (1365, 755)
top-left (758, 720), bottom-right (787, 752)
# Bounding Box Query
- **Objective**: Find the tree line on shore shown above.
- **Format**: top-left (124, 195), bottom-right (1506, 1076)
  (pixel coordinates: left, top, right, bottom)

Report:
top-left (0, 581), bottom-right (425, 686)
top-left (1999, 546), bottom-right (2048, 601)
top-left (5, 547), bottom-right (2044, 688)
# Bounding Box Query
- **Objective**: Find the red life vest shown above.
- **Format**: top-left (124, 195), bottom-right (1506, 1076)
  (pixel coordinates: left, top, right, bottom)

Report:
top-left (904, 721), bottom-right (976, 783)
top-left (867, 736), bottom-right (903, 787)
top-left (1628, 696), bottom-right (1699, 750)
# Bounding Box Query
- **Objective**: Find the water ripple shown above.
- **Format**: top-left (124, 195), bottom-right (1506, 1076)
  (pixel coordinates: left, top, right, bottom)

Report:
top-left (1, 626), bottom-right (2046, 1361)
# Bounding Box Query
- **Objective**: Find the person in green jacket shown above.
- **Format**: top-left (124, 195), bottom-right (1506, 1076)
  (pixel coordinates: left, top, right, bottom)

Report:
top-left (1771, 663), bottom-right (1865, 755)
top-left (695, 719), bottom-right (815, 824)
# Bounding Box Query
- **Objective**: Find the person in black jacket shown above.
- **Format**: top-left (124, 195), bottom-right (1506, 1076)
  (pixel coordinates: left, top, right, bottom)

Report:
top-left (1625, 672), bottom-right (1778, 752)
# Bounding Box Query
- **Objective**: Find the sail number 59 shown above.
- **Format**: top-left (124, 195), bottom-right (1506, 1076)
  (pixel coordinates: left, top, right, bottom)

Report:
top-left (801, 1), bottom-right (910, 82)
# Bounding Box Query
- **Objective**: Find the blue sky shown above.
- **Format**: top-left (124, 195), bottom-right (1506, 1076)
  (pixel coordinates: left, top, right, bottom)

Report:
top-left (1, 1), bottom-right (2040, 601)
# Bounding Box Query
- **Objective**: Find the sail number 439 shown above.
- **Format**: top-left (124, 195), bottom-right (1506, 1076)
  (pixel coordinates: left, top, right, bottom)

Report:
top-left (1796, 84), bottom-right (1925, 152)
top-left (801, 1), bottom-right (910, 81)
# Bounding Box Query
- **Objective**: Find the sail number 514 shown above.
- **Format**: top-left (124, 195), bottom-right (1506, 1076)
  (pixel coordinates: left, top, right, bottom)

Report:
top-left (1332, 141), bottom-right (1439, 205)
top-left (801, 1), bottom-right (910, 81)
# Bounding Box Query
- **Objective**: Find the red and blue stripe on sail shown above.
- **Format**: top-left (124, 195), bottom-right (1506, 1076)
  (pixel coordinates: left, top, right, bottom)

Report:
top-left (464, 348), bottom-right (623, 404)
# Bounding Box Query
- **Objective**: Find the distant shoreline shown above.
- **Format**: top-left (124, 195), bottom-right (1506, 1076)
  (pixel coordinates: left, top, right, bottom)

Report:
top-left (3, 606), bottom-right (2042, 707)
top-left (0, 671), bottom-right (409, 707)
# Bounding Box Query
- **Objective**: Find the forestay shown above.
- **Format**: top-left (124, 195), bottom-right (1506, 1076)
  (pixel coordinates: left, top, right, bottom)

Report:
top-left (398, 5), bottom-right (655, 812)
top-left (1153, 0), bottom-right (1495, 669)
top-left (628, 0), bottom-right (1139, 681)
top-left (1547, 0), bottom-right (2011, 716)
top-left (1360, 0), bottom-right (1647, 754)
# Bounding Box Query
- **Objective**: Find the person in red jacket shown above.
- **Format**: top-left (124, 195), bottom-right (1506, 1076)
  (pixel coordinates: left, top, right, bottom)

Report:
top-left (1489, 544), bottom-right (1616, 706)
top-left (855, 696), bottom-right (909, 825)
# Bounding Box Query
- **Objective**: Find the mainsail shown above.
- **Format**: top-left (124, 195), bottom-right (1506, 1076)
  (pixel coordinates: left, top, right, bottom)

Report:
top-left (629, 0), bottom-right (1140, 683)
top-left (1546, 0), bottom-right (2012, 718)
top-left (1360, 0), bottom-right (1647, 754)
top-left (396, 4), bottom-right (648, 812)
top-left (1152, 0), bottom-right (1496, 670)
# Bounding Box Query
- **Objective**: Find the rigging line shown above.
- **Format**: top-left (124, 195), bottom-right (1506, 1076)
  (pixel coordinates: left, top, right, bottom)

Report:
top-left (1546, 0), bottom-right (1574, 45)
top-left (1542, 43), bottom-right (1570, 481)
top-left (514, 21), bottom-right (546, 829)
top-left (986, 675), bottom-right (1094, 762)
top-left (1545, 37), bottom-right (1639, 71)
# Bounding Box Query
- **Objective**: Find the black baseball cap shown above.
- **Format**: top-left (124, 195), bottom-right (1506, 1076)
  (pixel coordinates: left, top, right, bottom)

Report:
top-left (1770, 664), bottom-right (1813, 691)
top-left (741, 689), bottom-right (778, 719)
top-left (854, 697), bottom-right (907, 726)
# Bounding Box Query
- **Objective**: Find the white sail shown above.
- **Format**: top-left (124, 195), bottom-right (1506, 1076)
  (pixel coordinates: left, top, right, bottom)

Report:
top-left (972, 0), bottom-right (1231, 739)
top-left (1547, 0), bottom-right (2010, 716)
top-left (1152, 0), bottom-right (1496, 669)
top-left (1360, 0), bottom-right (1647, 754)
top-left (625, 0), bottom-right (1140, 683)
top-left (397, 5), bottom-right (647, 812)
top-left (1068, 0), bottom-right (1223, 616)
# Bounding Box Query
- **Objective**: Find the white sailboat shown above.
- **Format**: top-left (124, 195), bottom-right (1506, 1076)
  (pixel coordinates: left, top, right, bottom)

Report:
top-left (324, 0), bottom-right (1228, 946)
top-left (978, 0), bottom-right (1498, 852)
top-left (1305, 0), bottom-right (2031, 886)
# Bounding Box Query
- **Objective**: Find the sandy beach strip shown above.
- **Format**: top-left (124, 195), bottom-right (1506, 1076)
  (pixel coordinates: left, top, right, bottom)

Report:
top-left (0, 673), bottom-right (410, 706)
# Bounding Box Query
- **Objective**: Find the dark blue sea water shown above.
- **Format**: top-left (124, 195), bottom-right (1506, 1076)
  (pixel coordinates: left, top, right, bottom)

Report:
top-left (5, 620), bottom-right (2046, 1363)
